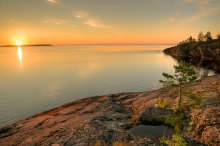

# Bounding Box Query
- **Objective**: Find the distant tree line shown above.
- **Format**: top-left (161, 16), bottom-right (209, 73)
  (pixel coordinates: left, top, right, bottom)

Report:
top-left (177, 31), bottom-right (220, 53)
top-left (178, 31), bottom-right (220, 45)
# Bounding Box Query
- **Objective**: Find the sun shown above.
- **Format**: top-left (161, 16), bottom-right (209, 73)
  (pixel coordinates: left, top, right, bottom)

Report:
top-left (15, 41), bottom-right (24, 46)
top-left (12, 35), bottom-right (27, 46)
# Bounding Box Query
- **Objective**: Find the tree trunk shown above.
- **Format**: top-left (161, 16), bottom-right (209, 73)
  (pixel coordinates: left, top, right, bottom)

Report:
top-left (178, 85), bottom-right (182, 110)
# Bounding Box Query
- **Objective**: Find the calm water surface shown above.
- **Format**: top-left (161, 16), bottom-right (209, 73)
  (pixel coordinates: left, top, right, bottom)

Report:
top-left (0, 45), bottom-right (177, 125)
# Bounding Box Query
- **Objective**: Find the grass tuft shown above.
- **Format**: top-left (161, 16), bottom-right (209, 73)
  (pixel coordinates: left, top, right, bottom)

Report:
top-left (160, 134), bottom-right (187, 146)
top-left (112, 141), bottom-right (128, 146)
top-left (156, 98), bottom-right (172, 109)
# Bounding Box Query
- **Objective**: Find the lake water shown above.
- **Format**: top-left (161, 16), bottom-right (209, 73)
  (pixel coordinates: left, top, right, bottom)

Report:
top-left (0, 45), bottom-right (177, 125)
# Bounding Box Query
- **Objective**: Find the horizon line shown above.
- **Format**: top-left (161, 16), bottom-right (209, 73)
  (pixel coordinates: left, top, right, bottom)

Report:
top-left (0, 43), bottom-right (176, 47)
top-left (56, 43), bottom-right (176, 46)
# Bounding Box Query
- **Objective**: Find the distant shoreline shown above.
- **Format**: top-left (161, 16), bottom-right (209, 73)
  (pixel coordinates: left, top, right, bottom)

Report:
top-left (55, 44), bottom-right (176, 46)
top-left (0, 44), bottom-right (175, 47)
top-left (0, 44), bottom-right (53, 47)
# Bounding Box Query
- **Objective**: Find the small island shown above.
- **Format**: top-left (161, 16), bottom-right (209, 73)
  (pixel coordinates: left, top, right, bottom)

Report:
top-left (0, 44), bottom-right (53, 47)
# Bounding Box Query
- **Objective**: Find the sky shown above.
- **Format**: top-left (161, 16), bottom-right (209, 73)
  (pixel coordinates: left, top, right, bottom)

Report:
top-left (0, 0), bottom-right (220, 45)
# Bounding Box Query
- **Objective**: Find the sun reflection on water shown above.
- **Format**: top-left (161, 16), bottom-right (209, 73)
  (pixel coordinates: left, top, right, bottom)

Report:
top-left (17, 46), bottom-right (23, 69)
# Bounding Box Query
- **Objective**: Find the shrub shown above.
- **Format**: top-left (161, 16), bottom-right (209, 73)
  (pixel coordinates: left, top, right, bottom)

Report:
top-left (112, 141), bottom-right (128, 146)
top-left (164, 112), bottom-right (185, 133)
top-left (160, 134), bottom-right (187, 146)
top-left (217, 34), bottom-right (220, 40)
top-left (94, 140), bottom-right (104, 146)
top-left (184, 92), bottom-right (204, 107)
top-left (130, 114), bottom-right (139, 125)
top-left (156, 98), bottom-right (172, 108)
top-left (179, 45), bottom-right (189, 54)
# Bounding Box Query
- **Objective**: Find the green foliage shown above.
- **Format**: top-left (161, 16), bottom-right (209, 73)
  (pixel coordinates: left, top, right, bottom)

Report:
top-left (160, 134), bottom-right (187, 146)
top-left (178, 36), bottom-right (196, 45)
top-left (187, 36), bottom-right (196, 43)
top-left (130, 114), bottom-right (139, 125)
top-left (177, 31), bottom-right (220, 52)
top-left (217, 34), bottom-right (220, 39)
top-left (94, 140), bottom-right (106, 146)
top-left (178, 36), bottom-right (198, 54)
top-left (159, 73), bottom-right (175, 87)
top-left (197, 31), bottom-right (204, 42)
top-left (204, 31), bottom-right (212, 42)
top-left (156, 98), bottom-right (172, 109)
top-left (173, 62), bottom-right (198, 85)
top-left (95, 140), bottom-right (128, 146)
top-left (184, 92), bottom-right (204, 106)
top-left (112, 141), bottom-right (128, 146)
top-left (180, 45), bottom-right (191, 54)
top-left (164, 112), bottom-right (185, 133)
top-left (161, 61), bottom-right (198, 87)
top-left (177, 31), bottom-right (220, 48)
top-left (160, 61), bottom-right (198, 110)
top-left (217, 34), bottom-right (220, 46)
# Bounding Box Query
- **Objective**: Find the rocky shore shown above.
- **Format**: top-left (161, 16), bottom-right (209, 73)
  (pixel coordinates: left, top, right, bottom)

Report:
top-left (163, 41), bottom-right (220, 73)
top-left (0, 75), bottom-right (219, 146)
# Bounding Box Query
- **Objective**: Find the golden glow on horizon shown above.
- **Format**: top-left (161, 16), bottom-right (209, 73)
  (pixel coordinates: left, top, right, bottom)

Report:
top-left (12, 35), bottom-right (27, 46)
top-left (0, 0), bottom-right (219, 45)
top-left (16, 41), bottom-right (24, 46)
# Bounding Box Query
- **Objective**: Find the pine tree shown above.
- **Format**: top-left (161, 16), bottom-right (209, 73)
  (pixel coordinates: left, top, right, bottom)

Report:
top-left (197, 31), bottom-right (204, 42)
top-left (204, 31), bottom-right (212, 42)
top-left (217, 34), bottom-right (220, 40)
top-left (159, 61), bottom-right (198, 110)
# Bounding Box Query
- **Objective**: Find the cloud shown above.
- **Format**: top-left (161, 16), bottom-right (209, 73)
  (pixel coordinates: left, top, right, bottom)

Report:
top-left (47, 0), bottom-right (58, 4)
top-left (185, 6), bottom-right (219, 23)
top-left (183, 0), bottom-right (213, 9)
top-left (168, 17), bottom-right (176, 22)
top-left (85, 19), bottom-right (97, 27)
top-left (72, 10), bottom-right (112, 29)
top-left (73, 10), bottom-right (90, 18)
top-left (42, 18), bottom-right (67, 25)
top-left (85, 19), bottom-right (109, 28)
top-left (43, 20), bottom-right (49, 23)
top-left (184, 0), bottom-right (211, 4)
top-left (8, 19), bottom-right (15, 23)
top-left (159, 6), bottom-right (219, 26)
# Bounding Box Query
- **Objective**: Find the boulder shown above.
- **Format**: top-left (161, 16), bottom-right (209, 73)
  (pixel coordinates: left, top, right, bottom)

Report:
top-left (140, 107), bottom-right (173, 124)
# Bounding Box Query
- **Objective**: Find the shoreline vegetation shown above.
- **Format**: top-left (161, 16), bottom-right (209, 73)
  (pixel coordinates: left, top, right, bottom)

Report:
top-left (0, 34), bottom-right (219, 146)
top-left (163, 31), bottom-right (220, 73)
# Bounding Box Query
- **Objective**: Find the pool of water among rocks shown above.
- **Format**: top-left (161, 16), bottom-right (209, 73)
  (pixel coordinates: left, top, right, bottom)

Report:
top-left (130, 124), bottom-right (174, 138)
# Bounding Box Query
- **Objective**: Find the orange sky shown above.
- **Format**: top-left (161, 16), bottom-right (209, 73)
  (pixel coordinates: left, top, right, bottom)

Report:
top-left (0, 0), bottom-right (220, 45)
